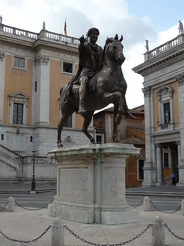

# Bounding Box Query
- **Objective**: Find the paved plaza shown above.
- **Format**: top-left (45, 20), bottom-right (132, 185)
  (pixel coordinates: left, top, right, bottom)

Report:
top-left (0, 184), bottom-right (184, 245)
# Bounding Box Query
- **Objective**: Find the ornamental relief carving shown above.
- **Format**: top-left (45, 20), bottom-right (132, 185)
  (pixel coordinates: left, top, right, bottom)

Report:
top-left (156, 86), bottom-right (174, 97)
top-left (0, 51), bottom-right (5, 60)
top-left (176, 73), bottom-right (184, 86)
top-left (35, 55), bottom-right (49, 66)
top-left (12, 69), bottom-right (27, 75)
top-left (142, 86), bottom-right (151, 97)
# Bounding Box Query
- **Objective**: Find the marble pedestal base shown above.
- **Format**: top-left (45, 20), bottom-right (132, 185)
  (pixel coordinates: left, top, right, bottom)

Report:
top-left (48, 143), bottom-right (140, 225)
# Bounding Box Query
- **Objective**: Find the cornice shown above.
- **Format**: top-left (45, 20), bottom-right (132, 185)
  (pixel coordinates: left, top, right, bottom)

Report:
top-left (0, 33), bottom-right (34, 49)
top-left (0, 33), bottom-right (79, 55)
top-left (33, 39), bottom-right (78, 55)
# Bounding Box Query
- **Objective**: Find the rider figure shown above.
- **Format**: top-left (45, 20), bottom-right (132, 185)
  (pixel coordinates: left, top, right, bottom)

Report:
top-left (78, 27), bottom-right (103, 114)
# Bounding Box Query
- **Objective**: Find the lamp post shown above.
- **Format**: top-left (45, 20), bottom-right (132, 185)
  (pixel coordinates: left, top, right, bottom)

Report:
top-left (31, 149), bottom-right (36, 194)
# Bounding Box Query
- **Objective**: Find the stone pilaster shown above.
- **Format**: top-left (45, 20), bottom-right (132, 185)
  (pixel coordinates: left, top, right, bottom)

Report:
top-left (142, 86), bottom-right (155, 186)
top-left (33, 55), bottom-right (50, 125)
top-left (0, 51), bottom-right (5, 123)
top-left (176, 73), bottom-right (184, 186)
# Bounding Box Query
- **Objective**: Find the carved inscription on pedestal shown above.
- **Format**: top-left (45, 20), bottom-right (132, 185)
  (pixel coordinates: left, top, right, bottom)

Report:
top-left (59, 168), bottom-right (88, 202)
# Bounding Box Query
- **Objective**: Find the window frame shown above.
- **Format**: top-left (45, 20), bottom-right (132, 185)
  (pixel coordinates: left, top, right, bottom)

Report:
top-left (162, 149), bottom-right (171, 168)
top-left (13, 103), bottom-right (23, 125)
top-left (12, 55), bottom-right (27, 71)
top-left (137, 159), bottom-right (144, 181)
top-left (60, 61), bottom-right (74, 74)
top-left (156, 86), bottom-right (174, 131)
top-left (96, 134), bottom-right (105, 144)
top-left (58, 98), bottom-right (75, 128)
top-left (63, 115), bottom-right (72, 128)
top-left (8, 92), bottom-right (29, 125)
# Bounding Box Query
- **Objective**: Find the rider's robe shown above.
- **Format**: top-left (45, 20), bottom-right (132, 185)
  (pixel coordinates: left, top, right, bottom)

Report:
top-left (64, 40), bottom-right (103, 98)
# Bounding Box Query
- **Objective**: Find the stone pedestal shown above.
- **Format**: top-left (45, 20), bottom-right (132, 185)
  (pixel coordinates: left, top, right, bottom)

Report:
top-left (48, 143), bottom-right (140, 225)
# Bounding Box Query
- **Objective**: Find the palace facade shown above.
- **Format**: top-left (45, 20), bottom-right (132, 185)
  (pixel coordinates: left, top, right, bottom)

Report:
top-left (0, 21), bottom-right (93, 183)
top-left (133, 32), bottom-right (184, 186)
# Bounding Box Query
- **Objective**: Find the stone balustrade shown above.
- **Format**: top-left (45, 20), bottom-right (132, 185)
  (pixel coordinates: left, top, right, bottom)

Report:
top-left (144, 35), bottom-right (184, 61)
top-left (0, 144), bottom-right (21, 162)
top-left (0, 23), bottom-right (79, 46)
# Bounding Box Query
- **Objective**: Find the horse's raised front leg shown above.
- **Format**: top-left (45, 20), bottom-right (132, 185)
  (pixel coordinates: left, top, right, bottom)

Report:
top-left (82, 112), bottom-right (95, 144)
top-left (103, 92), bottom-right (124, 143)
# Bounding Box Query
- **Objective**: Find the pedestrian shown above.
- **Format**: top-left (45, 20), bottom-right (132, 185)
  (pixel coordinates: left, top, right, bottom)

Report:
top-left (171, 173), bottom-right (176, 185)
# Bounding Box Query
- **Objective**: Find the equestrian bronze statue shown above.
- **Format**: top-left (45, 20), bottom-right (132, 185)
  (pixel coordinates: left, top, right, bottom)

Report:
top-left (57, 28), bottom-right (134, 147)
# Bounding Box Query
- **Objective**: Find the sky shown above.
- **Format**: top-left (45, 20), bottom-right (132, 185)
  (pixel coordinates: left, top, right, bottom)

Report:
top-left (0, 0), bottom-right (184, 109)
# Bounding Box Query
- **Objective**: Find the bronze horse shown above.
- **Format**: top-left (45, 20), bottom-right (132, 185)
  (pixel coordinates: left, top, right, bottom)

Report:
top-left (57, 34), bottom-right (133, 147)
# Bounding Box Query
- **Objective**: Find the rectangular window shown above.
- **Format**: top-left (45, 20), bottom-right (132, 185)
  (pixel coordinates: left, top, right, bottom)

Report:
top-left (13, 103), bottom-right (23, 125)
top-left (96, 135), bottom-right (102, 143)
top-left (63, 62), bottom-right (73, 73)
top-left (1, 134), bottom-right (4, 140)
top-left (35, 81), bottom-right (37, 92)
top-left (163, 102), bottom-right (170, 124)
top-left (30, 136), bottom-right (33, 142)
top-left (138, 160), bottom-right (144, 180)
top-left (64, 115), bottom-right (72, 127)
top-left (14, 56), bottom-right (25, 68)
top-left (164, 153), bottom-right (169, 168)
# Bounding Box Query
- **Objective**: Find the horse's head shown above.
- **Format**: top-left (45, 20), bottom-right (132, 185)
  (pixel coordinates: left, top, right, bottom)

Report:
top-left (104, 34), bottom-right (125, 66)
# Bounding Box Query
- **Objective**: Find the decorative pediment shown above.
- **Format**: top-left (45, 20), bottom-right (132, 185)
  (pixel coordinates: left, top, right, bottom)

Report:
top-left (9, 92), bottom-right (29, 100)
top-left (156, 86), bottom-right (174, 97)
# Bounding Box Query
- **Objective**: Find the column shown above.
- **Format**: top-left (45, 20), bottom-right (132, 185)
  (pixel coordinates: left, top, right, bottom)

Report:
top-left (142, 86), bottom-right (155, 186)
top-left (156, 144), bottom-right (164, 185)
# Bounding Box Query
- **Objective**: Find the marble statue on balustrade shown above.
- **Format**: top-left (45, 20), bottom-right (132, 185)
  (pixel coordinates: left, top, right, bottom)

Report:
top-left (57, 27), bottom-right (134, 147)
top-left (178, 20), bottom-right (183, 34)
top-left (145, 40), bottom-right (149, 52)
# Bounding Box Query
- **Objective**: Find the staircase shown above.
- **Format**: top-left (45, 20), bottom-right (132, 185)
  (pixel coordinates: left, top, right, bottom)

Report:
top-left (164, 175), bottom-right (172, 185)
top-left (0, 144), bottom-right (22, 181)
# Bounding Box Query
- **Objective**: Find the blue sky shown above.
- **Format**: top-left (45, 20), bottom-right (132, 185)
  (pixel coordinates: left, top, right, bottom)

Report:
top-left (127, 0), bottom-right (184, 32)
top-left (0, 0), bottom-right (183, 108)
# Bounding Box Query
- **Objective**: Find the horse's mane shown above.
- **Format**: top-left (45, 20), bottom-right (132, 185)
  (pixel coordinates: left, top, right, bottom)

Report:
top-left (103, 34), bottom-right (123, 60)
